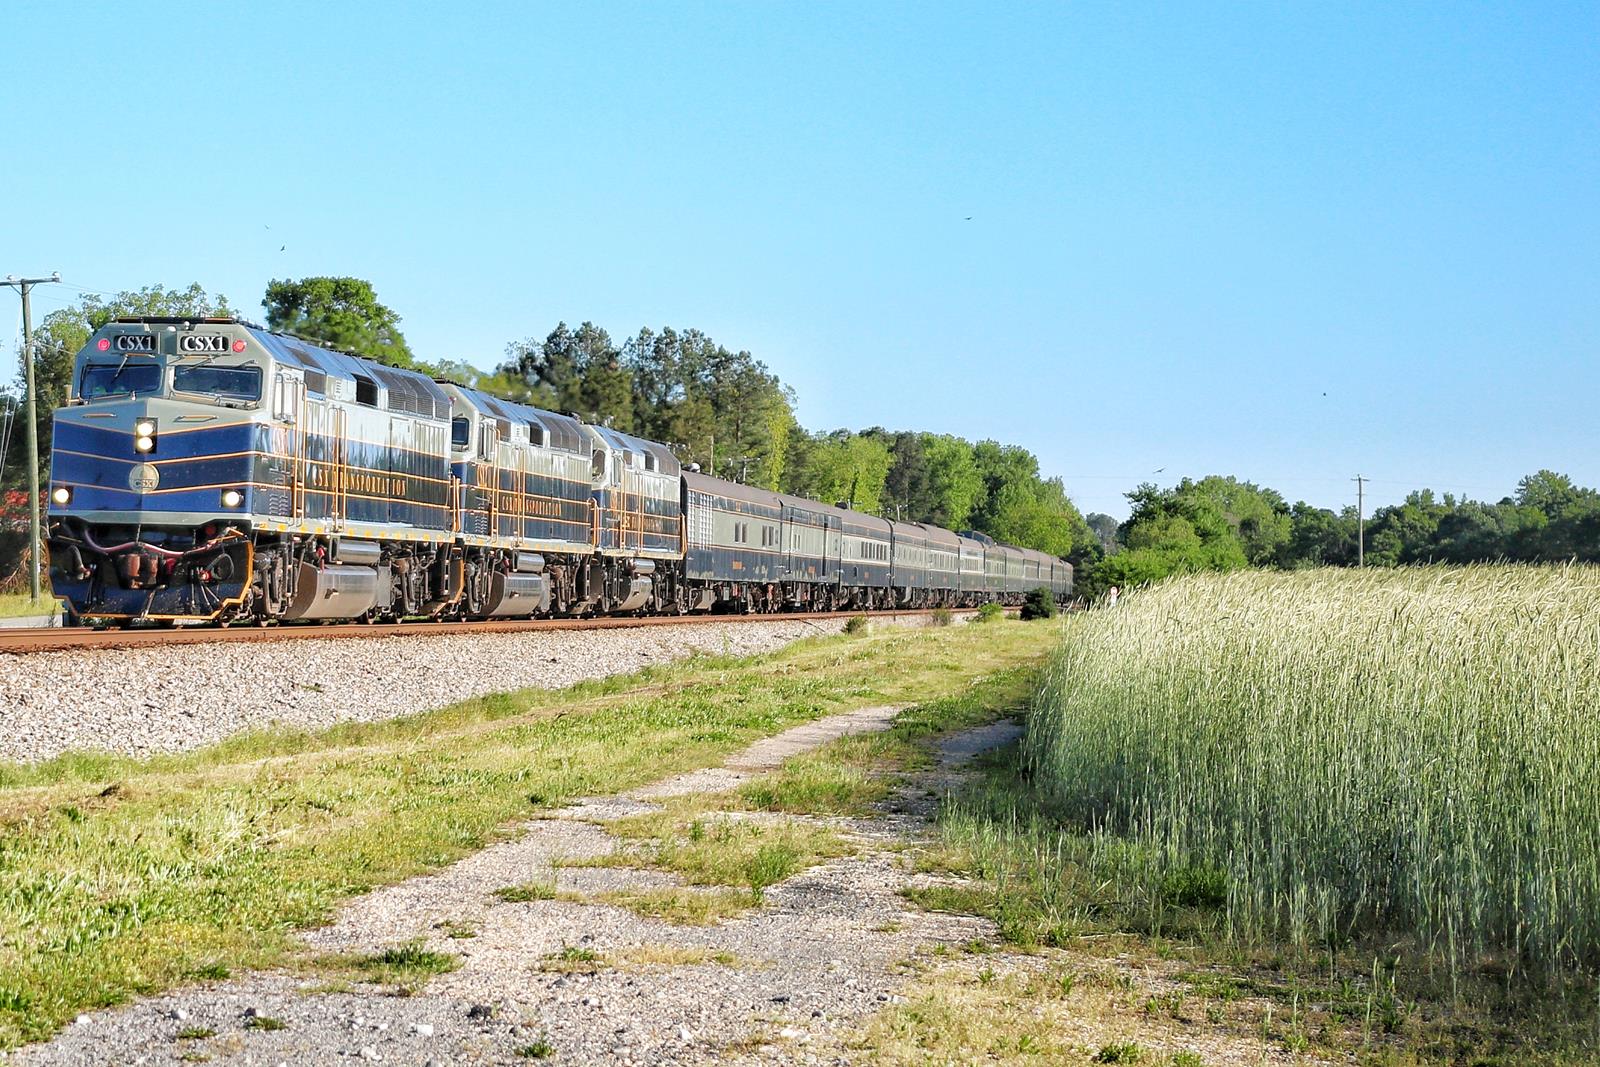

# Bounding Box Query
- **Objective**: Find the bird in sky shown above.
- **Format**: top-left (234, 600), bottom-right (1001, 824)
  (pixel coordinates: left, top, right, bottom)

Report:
top-left (1152, 467), bottom-right (1166, 474)
top-left (279, 245), bottom-right (286, 252)
top-left (964, 216), bottom-right (973, 221)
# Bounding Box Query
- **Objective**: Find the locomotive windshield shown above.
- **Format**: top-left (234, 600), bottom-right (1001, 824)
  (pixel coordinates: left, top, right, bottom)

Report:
top-left (80, 360), bottom-right (161, 400)
top-left (172, 363), bottom-right (262, 403)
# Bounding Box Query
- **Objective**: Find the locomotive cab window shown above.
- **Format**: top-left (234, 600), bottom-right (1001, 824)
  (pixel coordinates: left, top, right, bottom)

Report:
top-left (451, 416), bottom-right (471, 449)
top-left (591, 448), bottom-right (607, 479)
top-left (172, 363), bottom-right (262, 404)
top-left (80, 360), bottom-right (161, 401)
top-left (528, 421), bottom-right (544, 447)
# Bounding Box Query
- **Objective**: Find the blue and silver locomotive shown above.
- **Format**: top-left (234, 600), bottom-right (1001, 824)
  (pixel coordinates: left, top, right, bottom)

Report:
top-left (46, 317), bottom-right (1071, 625)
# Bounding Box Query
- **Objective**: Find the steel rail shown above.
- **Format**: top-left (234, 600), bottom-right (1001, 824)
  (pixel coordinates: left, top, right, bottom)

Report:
top-left (0, 607), bottom-right (1005, 655)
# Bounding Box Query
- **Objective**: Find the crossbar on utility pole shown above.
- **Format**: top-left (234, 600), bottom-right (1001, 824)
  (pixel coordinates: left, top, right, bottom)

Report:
top-left (3, 272), bottom-right (62, 601)
top-left (1353, 474), bottom-right (1366, 567)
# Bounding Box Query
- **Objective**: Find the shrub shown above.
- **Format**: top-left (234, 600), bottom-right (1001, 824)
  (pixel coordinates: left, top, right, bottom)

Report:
top-left (930, 607), bottom-right (953, 627)
top-left (844, 614), bottom-right (869, 635)
top-left (974, 602), bottom-right (1004, 623)
top-left (1020, 586), bottom-right (1057, 620)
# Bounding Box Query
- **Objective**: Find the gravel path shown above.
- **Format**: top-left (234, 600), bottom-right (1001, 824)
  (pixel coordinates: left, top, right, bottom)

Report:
top-left (0, 618), bottom-right (855, 764)
top-left (11, 704), bottom-right (1011, 1067)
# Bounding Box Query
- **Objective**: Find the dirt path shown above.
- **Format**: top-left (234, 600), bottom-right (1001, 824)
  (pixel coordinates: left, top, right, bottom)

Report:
top-left (14, 705), bottom-right (1016, 1067)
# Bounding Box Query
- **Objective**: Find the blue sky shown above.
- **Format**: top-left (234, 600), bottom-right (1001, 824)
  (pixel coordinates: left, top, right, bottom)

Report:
top-left (3, 1), bottom-right (1595, 517)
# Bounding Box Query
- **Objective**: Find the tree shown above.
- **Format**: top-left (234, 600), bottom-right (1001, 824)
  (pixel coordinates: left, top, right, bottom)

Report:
top-left (1278, 503), bottom-right (1357, 567)
top-left (784, 430), bottom-right (892, 513)
top-left (1086, 512), bottom-right (1121, 554)
top-left (879, 430), bottom-right (932, 521)
top-left (262, 277), bottom-right (414, 368)
top-left (1366, 491), bottom-right (1448, 566)
top-left (922, 434), bottom-right (983, 530)
top-left (1516, 470), bottom-right (1583, 519)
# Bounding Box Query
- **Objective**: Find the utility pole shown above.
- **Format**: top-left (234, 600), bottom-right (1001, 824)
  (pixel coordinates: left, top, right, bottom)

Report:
top-left (2, 272), bottom-right (61, 601)
top-left (1353, 474), bottom-right (1366, 567)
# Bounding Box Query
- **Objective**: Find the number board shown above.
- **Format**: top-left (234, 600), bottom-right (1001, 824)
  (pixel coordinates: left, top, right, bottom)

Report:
top-left (178, 334), bottom-right (230, 354)
top-left (113, 334), bottom-right (155, 353)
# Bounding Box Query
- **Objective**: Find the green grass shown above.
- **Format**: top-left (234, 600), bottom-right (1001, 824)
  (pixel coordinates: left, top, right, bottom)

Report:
top-left (570, 661), bottom-right (1047, 923)
top-left (594, 803), bottom-right (853, 898)
top-left (0, 593), bottom-right (56, 619)
top-left (0, 618), bottom-right (1055, 1048)
top-left (896, 567), bottom-right (1600, 1064)
top-left (591, 886), bottom-right (754, 925)
top-left (1027, 565), bottom-right (1600, 979)
top-left (494, 881), bottom-right (557, 903)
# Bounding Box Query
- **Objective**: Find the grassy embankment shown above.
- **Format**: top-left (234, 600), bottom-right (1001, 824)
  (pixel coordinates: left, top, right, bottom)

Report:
top-left (888, 566), bottom-right (1600, 1065)
top-left (0, 592), bottom-right (56, 619)
top-left (0, 616), bottom-right (1056, 1049)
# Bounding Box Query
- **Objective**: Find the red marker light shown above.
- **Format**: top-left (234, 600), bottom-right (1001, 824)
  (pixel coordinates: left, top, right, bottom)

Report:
top-left (232, 339), bottom-right (247, 352)
top-left (96, 338), bottom-right (110, 351)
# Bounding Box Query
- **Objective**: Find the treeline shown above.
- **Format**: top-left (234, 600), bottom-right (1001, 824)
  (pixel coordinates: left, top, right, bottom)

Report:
top-left (1, 278), bottom-right (1096, 563)
top-left (455, 322), bottom-right (1095, 560)
top-left (1083, 470), bottom-right (1600, 596)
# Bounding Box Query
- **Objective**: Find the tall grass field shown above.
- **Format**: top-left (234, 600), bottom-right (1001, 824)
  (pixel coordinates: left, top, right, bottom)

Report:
top-left (1026, 565), bottom-right (1600, 980)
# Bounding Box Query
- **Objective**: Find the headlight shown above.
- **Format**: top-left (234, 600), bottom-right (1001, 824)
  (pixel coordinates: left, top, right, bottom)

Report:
top-left (221, 489), bottom-right (244, 508)
top-left (51, 486), bottom-right (71, 505)
top-left (133, 418), bottom-right (157, 454)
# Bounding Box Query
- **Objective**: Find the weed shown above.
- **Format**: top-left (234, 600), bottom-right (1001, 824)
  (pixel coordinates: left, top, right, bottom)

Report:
top-left (175, 1026), bottom-right (215, 1040)
top-left (1094, 1041), bottom-right (1143, 1063)
top-left (516, 1037), bottom-right (555, 1058)
top-left (614, 944), bottom-right (739, 968)
top-left (745, 841), bottom-right (801, 893)
top-left (844, 613), bottom-right (869, 634)
top-left (930, 607), bottom-right (953, 627)
top-left (245, 1015), bottom-right (285, 1031)
top-left (974, 601), bottom-right (1004, 623)
top-left (539, 944), bottom-right (607, 974)
top-left (495, 882), bottom-right (557, 903)
top-left (594, 887), bottom-right (753, 925)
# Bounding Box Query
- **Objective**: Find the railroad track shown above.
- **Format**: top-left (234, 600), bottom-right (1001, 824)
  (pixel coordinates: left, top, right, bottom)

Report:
top-left (0, 607), bottom-right (999, 655)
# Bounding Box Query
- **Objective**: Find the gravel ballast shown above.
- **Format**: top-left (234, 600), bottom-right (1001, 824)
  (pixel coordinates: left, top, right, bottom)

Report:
top-left (0, 618), bottom-right (854, 764)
